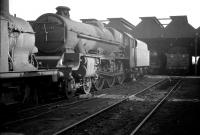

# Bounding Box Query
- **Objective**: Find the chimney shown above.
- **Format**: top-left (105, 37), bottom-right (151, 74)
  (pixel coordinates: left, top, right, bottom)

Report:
top-left (56, 6), bottom-right (70, 18)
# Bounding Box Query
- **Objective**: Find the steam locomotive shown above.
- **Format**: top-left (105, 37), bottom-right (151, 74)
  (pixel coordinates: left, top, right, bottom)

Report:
top-left (33, 6), bottom-right (150, 94)
top-left (0, 3), bottom-right (150, 105)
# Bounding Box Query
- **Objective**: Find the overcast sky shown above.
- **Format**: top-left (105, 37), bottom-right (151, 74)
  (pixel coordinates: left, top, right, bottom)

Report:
top-left (10, 0), bottom-right (200, 28)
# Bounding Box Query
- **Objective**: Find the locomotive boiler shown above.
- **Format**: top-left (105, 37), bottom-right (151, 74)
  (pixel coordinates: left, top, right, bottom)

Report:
top-left (7, 14), bottom-right (37, 71)
top-left (34, 7), bottom-right (122, 56)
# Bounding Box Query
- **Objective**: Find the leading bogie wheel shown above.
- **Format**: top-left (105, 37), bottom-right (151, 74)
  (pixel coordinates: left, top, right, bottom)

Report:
top-left (82, 78), bottom-right (92, 94)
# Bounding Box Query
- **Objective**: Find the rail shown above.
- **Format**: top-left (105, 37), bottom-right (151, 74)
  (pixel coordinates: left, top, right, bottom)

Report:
top-left (129, 79), bottom-right (182, 135)
top-left (53, 78), bottom-right (167, 135)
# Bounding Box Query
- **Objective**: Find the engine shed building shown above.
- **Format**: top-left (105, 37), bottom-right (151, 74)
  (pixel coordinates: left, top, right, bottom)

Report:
top-left (133, 17), bottom-right (165, 52)
top-left (133, 16), bottom-right (198, 75)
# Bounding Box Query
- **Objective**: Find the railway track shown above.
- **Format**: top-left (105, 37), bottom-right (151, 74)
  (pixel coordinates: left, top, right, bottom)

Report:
top-left (55, 78), bottom-right (180, 135)
top-left (1, 96), bottom-right (96, 127)
top-left (1, 77), bottom-right (167, 135)
top-left (129, 79), bottom-right (182, 135)
top-left (1, 77), bottom-right (155, 127)
top-left (132, 77), bottom-right (200, 135)
top-left (53, 78), bottom-right (168, 135)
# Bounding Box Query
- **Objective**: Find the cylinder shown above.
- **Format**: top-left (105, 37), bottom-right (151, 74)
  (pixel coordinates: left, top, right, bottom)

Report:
top-left (0, 0), bottom-right (9, 16)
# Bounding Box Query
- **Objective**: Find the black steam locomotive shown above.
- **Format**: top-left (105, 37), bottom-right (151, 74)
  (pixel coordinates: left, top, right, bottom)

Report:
top-left (33, 6), bottom-right (150, 94)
